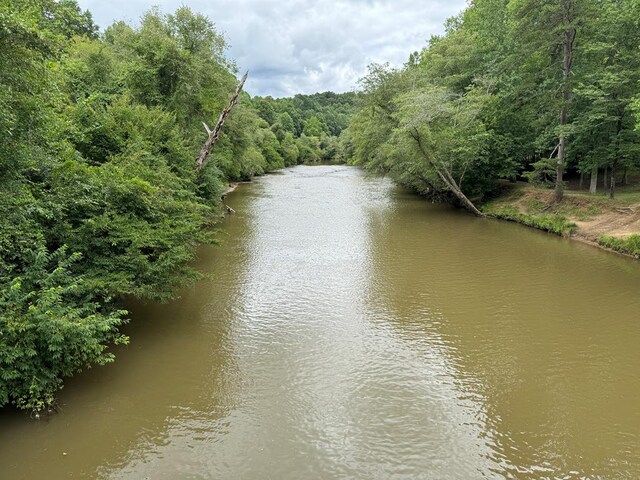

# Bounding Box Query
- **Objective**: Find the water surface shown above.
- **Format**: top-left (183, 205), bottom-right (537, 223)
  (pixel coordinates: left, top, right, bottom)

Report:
top-left (1, 165), bottom-right (640, 479)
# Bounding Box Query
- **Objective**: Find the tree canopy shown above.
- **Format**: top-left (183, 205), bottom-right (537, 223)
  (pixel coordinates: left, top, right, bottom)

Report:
top-left (345, 0), bottom-right (640, 211)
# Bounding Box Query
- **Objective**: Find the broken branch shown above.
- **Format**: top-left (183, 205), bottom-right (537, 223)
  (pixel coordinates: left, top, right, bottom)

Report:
top-left (196, 71), bottom-right (248, 170)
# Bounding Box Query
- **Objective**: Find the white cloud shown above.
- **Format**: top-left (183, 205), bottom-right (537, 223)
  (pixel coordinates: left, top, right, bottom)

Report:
top-left (77, 0), bottom-right (467, 97)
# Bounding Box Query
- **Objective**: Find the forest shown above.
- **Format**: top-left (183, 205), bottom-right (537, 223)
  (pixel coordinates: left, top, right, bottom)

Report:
top-left (2, 0), bottom-right (640, 412)
top-left (0, 0), bottom-right (350, 411)
top-left (343, 0), bottom-right (640, 213)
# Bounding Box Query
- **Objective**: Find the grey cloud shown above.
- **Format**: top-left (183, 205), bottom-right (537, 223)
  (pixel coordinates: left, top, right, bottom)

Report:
top-left (77, 0), bottom-right (466, 97)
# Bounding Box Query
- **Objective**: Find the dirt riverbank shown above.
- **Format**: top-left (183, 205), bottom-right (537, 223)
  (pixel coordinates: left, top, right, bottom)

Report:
top-left (483, 184), bottom-right (640, 258)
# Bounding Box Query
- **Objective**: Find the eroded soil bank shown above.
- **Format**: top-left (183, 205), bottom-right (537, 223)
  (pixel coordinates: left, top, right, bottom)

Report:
top-left (483, 183), bottom-right (640, 258)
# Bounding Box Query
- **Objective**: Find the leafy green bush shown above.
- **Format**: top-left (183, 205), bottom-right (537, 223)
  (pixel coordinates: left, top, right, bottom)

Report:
top-left (0, 248), bottom-right (127, 411)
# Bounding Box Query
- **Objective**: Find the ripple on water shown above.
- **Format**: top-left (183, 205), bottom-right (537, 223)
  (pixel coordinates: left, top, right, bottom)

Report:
top-left (2, 165), bottom-right (640, 480)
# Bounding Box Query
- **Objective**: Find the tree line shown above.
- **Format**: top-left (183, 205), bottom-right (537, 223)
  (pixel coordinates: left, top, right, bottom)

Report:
top-left (343, 0), bottom-right (640, 214)
top-left (252, 91), bottom-right (359, 164)
top-left (0, 1), bottom-right (354, 411)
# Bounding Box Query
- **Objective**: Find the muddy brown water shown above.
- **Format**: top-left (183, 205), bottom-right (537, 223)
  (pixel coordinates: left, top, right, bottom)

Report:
top-left (1, 165), bottom-right (640, 479)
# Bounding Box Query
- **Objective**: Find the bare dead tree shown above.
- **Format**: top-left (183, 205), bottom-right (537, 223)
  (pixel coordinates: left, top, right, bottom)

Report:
top-left (195, 71), bottom-right (248, 170)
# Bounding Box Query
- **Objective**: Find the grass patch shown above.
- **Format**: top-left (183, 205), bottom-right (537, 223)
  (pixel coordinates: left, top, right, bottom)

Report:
top-left (483, 205), bottom-right (577, 237)
top-left (524, 198), bottom-right (546, 212)
top-left (597, 235), bottom-right (640, 258)
top-left (611, 185), bottom-right (640, 204)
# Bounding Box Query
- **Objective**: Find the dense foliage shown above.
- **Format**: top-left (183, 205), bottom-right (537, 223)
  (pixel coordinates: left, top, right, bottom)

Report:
top-left (344, 0), bottom-right (640, 212)
top-left (0, 0), bottom-right (295, 411)
top-left (5, 0), bottom-right (639, 411)
top-left (251, 92), bottom-right (359, 164)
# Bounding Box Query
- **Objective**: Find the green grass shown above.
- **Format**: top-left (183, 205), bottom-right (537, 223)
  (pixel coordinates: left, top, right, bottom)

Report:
top-left (483, 205), bottom-right (577, 237)
top-left (524, 198), bottom-right (546, 212)
top-left (597, 235), bottom-right (640, 258)
top-left (612, 190), bottom-right (640, 204)
top-left (554, 202), bottom-right (602, 221)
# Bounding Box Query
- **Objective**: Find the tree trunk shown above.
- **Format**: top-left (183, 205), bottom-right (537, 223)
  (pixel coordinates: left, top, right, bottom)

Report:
top-left (556, 132), bottom-right (566, 202)
top-left (196, 72), bottom-right (248, 170)
top-left (610, 115), bottom-right (622, 199)
top-left (589, 166), bottom-right (598, 194)
top-left (410, 128), bottom-right (485, 217)
top-left (555, 4), bottom-right (576, 203)
top-left (603, 166), bottom-right (608, 191)
top-left (624, 168), bottom-right (629, 185)
top-left (579, 172), bottom-right (584, 190)
top-left (438, 169), bottom-right (485, 217)
top-left (609, 165), bottom-right (616, 198)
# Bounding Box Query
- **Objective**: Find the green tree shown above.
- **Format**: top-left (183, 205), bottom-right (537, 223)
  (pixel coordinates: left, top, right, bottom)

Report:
top-left (296, 134), bottom-right (322, 163)
top-left (508, 0), bottom-right (585, 201)
top-left (572, 0), bottom-right (640, 197)
top-left (277, 112), bottom-right (296, 136)
top-left (302, 115), bottom-right (328, 137)
top-left (280, 132), bottom-right (299, 166)
top-left (0, 2), bottom-right (275, 410)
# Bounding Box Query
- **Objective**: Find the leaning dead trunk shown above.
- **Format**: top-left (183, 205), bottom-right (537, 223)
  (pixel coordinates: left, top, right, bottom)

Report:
top-left (410, 128), bottom-right (485, 217)
top-left (438, 169), bottom-right (485, 217)
top-left (196, 72), bottom-right (248, 170)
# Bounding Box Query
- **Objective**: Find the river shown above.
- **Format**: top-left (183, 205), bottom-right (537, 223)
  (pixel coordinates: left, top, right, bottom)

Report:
top-left (1, 165), bottom-right (640, 479)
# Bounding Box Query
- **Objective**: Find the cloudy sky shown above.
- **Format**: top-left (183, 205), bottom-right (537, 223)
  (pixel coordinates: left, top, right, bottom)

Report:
top-left (77, 0), bottom-right (467, 97)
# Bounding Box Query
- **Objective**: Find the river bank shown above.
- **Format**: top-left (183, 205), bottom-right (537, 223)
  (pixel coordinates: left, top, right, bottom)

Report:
top-left (482, 183), bottom-right (640, 258)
